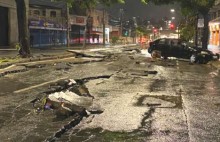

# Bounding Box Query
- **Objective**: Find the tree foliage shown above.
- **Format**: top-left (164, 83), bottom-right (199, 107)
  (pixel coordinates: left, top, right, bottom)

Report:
top-left (143, 0), bottom-right (216, 49)
top-left (15, 0), bottom-right (30, 57)
top-left (136, 26), bottom-right (151, 36)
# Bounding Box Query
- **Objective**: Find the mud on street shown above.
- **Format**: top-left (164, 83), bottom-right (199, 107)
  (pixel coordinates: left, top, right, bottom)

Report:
top-left (0, 46), bottom-right (220, 142)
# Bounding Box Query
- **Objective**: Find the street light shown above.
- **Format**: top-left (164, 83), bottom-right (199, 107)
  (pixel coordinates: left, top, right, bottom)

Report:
top-left (170, 9), bottom-right (175, 13)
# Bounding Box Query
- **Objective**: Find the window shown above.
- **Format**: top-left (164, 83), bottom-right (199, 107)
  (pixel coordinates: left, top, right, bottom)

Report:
top-left (218, 10), bottom-right (220, 17)
top-left (50, 11), bottom-right (56, 17)
top-left (97, 16), bottom-right (100, 23)
top-left (42, 10), bottom-right (46, 16)
top-left (33, 10), bottom-right (40, 16)
top-left (213, 12), bottom-right (217, 19)
top-left (158, 39), bottom-right (165, 45)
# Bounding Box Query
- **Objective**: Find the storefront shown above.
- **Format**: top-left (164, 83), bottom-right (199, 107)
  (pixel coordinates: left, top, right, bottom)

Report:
top-left (209, 18), bottom-right (220, 46)
top-left (29, 19), bottom-right (67, 47)
top-left (69, 15), bottom-right (86, 44)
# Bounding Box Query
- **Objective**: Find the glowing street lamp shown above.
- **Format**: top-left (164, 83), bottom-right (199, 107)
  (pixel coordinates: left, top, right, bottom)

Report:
top-left (170, 9), bottom-right (175, 13)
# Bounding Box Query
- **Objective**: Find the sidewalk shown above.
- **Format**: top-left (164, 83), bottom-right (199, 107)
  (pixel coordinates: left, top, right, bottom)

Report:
top-left (0, 44), bottom-right (137, 68)
top-left (0, 44), bottom-right (136, 58)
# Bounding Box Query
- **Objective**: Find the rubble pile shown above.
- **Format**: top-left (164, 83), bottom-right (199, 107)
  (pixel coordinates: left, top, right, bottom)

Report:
top-left (32, 79), bottom-right (95, 117)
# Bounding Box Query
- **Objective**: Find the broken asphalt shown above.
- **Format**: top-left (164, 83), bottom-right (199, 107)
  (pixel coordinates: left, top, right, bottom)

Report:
top-left (0, 44), bottom-right (138, 77)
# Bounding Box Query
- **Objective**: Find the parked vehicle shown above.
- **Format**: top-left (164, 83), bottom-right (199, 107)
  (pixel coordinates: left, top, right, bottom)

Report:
top-left (148, 38), bottom-right (219, 64)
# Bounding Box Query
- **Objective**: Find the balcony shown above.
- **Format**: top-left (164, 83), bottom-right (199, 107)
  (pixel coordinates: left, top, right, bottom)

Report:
top-left (29, 15), bottom-right (66, 25)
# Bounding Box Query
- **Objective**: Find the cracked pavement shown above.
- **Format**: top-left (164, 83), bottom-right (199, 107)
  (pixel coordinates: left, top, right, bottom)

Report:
top-left (0, 46), bottom-right (220, 142)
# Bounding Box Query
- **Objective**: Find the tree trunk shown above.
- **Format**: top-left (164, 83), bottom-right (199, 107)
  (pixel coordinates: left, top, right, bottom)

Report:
top-left (15, 0), bottom-right (30, 57)
top-left (195, 14), bottom-right (198, 47)
top-left (201, 12), bottom-right (209, 49)
top-left (83, 25), bottom-right (87, 48)
top-left (66, 4), bottom-right (70, 47)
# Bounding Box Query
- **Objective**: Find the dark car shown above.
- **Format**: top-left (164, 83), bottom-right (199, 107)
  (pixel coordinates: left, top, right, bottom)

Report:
top-left (148, 38), bottom-right (219, 64)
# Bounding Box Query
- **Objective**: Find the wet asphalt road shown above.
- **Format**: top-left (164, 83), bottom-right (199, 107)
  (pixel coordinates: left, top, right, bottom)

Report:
top-left (0, 46), bottom-right (220, 142)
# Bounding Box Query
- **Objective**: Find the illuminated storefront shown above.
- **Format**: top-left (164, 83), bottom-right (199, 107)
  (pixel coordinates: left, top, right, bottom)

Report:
top-left (209, 19), bottom-right (220, 46)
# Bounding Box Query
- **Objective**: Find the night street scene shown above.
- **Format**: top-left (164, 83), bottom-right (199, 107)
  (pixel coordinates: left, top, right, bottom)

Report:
top-left (1, 0), bottom-right (220, 142)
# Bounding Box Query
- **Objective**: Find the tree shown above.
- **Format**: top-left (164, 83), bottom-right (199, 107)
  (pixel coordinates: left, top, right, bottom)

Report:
top-left (56, 0), bottom-right (146, 47)
top-left (15, 0), bottom-right (30, 57)
top-left (143, 0), bottom-right (216, 49)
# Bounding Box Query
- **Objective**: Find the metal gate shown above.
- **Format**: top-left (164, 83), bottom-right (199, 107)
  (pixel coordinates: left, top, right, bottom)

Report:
top-left (0, 6), bottom-right (9, 46)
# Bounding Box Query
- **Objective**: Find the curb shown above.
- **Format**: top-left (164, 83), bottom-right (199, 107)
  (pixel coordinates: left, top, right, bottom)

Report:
top-left (0, 44), bottom-right (140, 77)
top-left (0, 53), bottom-right (75, 69)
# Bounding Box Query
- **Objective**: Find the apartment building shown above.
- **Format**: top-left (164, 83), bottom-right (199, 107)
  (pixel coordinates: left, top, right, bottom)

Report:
top-left (209, 0), bottom-right (220, 46)
top-left (0, 0), bottom-right (29, 47)
top-left (29, 0), bottom-right (67, 47)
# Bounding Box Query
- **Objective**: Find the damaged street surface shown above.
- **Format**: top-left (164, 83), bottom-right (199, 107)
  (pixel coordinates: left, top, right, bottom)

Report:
top-left (0, 45), bottom-right (220, 142)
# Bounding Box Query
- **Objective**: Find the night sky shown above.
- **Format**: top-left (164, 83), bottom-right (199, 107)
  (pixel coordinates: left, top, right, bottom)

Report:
top-left (106, 1), bottom-right (179, 21)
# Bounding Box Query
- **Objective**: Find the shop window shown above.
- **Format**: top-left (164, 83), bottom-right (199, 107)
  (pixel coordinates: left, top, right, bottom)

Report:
top-left (50, 11), bottom-right (56, 17)
top-left (33, 10), bottom-right (40, 16)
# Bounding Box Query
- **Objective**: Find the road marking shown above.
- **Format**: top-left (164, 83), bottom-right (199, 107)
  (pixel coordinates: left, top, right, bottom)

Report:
top-left (14, 77), bottom-right (68, 94)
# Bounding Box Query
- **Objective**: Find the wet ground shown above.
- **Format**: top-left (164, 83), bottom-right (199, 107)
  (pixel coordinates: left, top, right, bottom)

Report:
top-left (0, 46), bottom-right (220, 142)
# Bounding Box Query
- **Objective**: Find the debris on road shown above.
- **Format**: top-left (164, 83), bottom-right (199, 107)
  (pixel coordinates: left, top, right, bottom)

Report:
top-left (32, 79), bottom-right (95, 117)
top-left (54, 62), bottom-right (71, 70)
top-left (0, 65), bottom-right (27, 77)
top-left (145, 70), bottom-right (158, 75)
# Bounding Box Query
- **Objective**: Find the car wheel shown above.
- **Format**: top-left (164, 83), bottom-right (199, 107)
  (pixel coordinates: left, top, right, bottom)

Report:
top-left (199, 57), bottom-right (208, 64)
top-left (151, 50), bottom-right (161, 58)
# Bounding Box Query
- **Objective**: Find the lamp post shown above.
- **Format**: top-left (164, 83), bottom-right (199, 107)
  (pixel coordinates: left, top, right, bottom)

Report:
top-left (120, 9), bottom-right (124, 37)
top-left (103, 9), bottom-right (105, 46)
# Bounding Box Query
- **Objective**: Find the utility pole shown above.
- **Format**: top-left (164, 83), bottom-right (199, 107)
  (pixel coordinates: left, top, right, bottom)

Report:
top-left (66, 3), bottom-right (70, 47)
top-left (83, 18), bottom-right (87, 48)
top-left (195, 14), bottom-right (199, 47)
top-left (120, 9), bottom-right (123, 37)
top-left (103, 9), bottom-right (105, 46)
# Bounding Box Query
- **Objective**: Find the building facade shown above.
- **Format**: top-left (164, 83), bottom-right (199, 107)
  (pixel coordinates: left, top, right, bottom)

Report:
top-left (69, 8), bottom-right (111, 44)
top-left (0, 0), bottom-right (19, 47)
top-left (69, 15), bottom-right (87, 44)
top-left (209, 0), bottom-right (220, 46)
top-left (89, 9), bottom-right (110, 43)
top-left (29, 0), bottom-right (67, 47)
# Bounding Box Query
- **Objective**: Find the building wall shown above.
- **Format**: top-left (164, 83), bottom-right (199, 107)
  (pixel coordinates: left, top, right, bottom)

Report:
top-left (0, 0), bottom-right (18, 46)
top-left (28, 5), bottom-right (67, 47)
top-left (29, 7), bottom-right (62, 18)
top-left (89, 9), bottom-right (109, 31)
top-left (209, 2), bottom-right (220, 46)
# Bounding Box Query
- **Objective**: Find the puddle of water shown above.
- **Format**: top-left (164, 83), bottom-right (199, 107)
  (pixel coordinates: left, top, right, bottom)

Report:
top-left (135, 95), bottom-right (182, 109)
top-left (149, 79), bottom-right (166, 92)
top-left (68, 127), bottom-right (149, 142)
